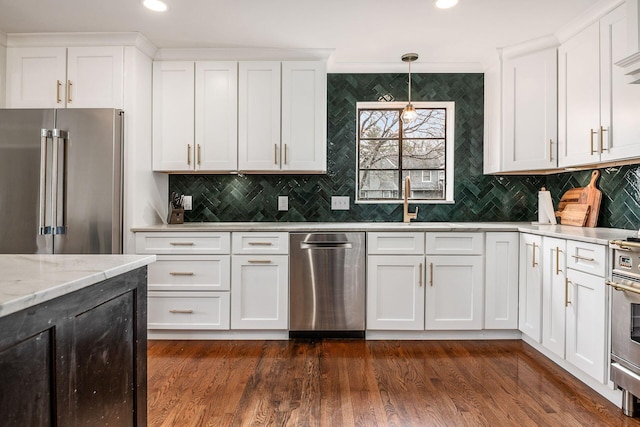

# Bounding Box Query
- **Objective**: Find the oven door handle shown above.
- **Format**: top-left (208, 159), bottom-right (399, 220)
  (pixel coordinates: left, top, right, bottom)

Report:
top-left (606, 280), bottom-right (640, 295)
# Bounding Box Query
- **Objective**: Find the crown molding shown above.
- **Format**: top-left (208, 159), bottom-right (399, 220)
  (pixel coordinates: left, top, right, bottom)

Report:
top-left (154, 47), bottom-right (334, 61)
top-left (6, 32), bottom-right (157, 57)
top-left (327, 60), bottom-right (482, 74)
top-left (501, 35), bottom-right (559, 60)
top-left (555, 0), bottom-right (624, 44)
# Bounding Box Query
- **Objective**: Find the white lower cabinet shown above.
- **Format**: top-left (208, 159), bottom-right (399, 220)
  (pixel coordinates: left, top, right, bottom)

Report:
top-left (148, 291), bottom-right (230, 330)
top-left (231, 255), bottom-right (289, 330)
top-left (484, 232), bottom-right (519, 329)
top-left (366, 255), bottom-right (425, 330)
top-left (519, 233), bottom-right (543, 342)
top-left (425, 255), bottom-right (483, 330)
top-left (542, 237), bottom-right (567, 358)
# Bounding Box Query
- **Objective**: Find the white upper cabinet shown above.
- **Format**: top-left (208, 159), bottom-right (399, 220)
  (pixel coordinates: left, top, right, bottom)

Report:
top-left (238, 61), bottom-right (282, 172)
top-left (559, 5), bottom-right (640, 167)
top-left (195, 61), bottom-right (238, 171)
top-left (281, 61), bottom-right (327, 172)
top-left (7, 46), bottom-right (123, 109)
top-left (152, 61), bottom-right (195, 171)
top-left (502, 47), bottom-right (557, 171)
top-left (238, 60), bottom-right (327, 173)
top-left (600, 6), bottom-right (640, 162)
top-left (483, 60), bottom-right (502, 174)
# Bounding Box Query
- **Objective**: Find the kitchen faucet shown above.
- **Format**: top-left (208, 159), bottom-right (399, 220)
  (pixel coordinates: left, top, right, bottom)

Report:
top-left (403, 176), bottom-right (418, 223)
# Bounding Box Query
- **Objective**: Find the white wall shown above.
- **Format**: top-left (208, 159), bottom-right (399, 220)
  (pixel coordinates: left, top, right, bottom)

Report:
top-left (122, 45), bottom-right (167, 254)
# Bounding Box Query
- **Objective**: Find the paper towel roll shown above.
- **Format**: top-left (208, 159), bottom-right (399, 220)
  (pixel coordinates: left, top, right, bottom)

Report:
top-left (538, 190), bottom-right (557, 225)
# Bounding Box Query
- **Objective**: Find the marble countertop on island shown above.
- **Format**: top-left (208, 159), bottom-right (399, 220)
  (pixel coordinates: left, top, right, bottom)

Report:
top-left (0, 254), bottom-right (156, 318)
top-left (131, 221), bottom-right (634, 246)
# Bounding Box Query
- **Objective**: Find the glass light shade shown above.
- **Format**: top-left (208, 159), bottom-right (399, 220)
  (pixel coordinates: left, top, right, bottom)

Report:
top-left (143, 0), bottom-right (167, 12)
top-left (401, 104), bottom-right (418, 124)
top-left (435, 0), bottom-right (459, 9)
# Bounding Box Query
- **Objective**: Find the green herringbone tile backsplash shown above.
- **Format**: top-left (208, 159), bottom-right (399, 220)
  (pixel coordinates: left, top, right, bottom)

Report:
top-left (169, 73), bottom-right (639, 229)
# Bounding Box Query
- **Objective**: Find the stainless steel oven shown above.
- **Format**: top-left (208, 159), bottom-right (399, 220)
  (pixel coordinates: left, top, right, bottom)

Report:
top-left (608, 239), bottom-right (640, 416)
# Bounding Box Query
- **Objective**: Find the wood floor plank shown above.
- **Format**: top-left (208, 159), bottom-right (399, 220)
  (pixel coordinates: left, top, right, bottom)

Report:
top-left (147, 339), bottom-right (640, 427)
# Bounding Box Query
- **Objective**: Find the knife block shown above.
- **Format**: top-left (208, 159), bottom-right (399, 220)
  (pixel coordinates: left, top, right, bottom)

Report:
top-left (167, 205), bottom-right (184, 224)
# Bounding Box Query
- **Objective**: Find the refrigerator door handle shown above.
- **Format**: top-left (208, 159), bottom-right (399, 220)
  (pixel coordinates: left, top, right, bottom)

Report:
top-left (39, 129), bottom-right (52, 235)
top-left (51, 129), bottom-right (68, 235)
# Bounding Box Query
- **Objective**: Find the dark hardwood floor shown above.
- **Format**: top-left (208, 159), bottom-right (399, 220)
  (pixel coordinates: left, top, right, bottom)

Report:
top-left (147, 340), bottom-right (640, 426)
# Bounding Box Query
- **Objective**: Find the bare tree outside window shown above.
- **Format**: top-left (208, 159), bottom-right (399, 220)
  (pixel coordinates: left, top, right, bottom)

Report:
top-left (357, 102), bottom-right (454, 203)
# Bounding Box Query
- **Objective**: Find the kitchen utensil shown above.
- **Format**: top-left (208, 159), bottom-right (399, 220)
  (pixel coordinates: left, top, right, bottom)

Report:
top-left (558, 203), bottom-right (590, 226)
top-left (578, 170), bottom-right (602, 227)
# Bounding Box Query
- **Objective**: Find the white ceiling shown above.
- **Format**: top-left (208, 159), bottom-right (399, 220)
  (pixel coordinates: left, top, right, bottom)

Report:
top-left (0, 0), bottom-right (604, 72)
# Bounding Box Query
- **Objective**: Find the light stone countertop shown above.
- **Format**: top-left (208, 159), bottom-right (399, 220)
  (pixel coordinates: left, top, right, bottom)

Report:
top-left (131, 222), bottom-right (635, 245)
top-left (0, 254), bottom-right (156, 318)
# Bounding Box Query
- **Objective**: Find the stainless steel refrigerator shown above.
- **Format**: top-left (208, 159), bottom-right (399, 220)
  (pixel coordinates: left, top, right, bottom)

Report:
top-left (0, 109), bottom-right (124, 254)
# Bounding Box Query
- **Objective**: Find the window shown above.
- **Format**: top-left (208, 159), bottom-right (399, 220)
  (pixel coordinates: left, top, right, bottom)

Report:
top-left (356, 101), bottom-right (454, 203)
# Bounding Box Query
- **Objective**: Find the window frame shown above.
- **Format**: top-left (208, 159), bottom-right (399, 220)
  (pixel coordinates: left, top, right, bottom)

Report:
top-left (355, 101), bottom-right (455, 204)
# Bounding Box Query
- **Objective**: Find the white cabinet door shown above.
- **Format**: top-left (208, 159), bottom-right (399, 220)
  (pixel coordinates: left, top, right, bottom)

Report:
top-left (66, 46), bottom-right (123, 109)
top-left (565, 268), bottom-right (606, 383)
top-left (558, 21), bottom-right (601, 167)
top-left (600, 6), bottom-right (640, 162)
top-left (483, 60), bottom-right (502, 174)
top-left (238, 61), bottom-right (281, 171)
top-left (519, 234), bottom-right (543, 341)
top-left (281, 61), bottom-right (327, 172)
top-left (152, 61), bottom-right (195, 171)
top-left (542, 237), bottom-right (567, 358)
top-left (502, 47), bottom-right (557, 171)
top-left (231, 255), bottom-right (288, 330)
top-left (7, 47), bottom-right (66, 108)
top-left (195, 61), bottom-right (238, 171)
top-left (425, 255), bottom-right (483, 330)
top-left (366, 255), bottom-right (425, 330)
top-left (485, 232), bottom-right (519, 329)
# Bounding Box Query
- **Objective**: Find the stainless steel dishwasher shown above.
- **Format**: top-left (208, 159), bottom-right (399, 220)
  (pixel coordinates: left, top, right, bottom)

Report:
top-left (289, 232), bottom-right (365, 338)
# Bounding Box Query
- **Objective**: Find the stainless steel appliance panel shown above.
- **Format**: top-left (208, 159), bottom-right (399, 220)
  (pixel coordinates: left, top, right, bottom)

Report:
top-left (0, 109), bottom-right (55, 254)
top-left (53, 109), bottom-right (123, 254)
top-left (289, 232), bottom-right (365, 332)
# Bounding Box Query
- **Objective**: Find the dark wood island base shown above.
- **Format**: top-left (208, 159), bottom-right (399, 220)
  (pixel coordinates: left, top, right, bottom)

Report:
top-left (0, 267), bottom-right (148, 427)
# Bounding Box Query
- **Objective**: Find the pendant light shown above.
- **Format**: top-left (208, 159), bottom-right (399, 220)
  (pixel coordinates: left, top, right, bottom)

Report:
top-left (401, 53), bottom-right (419, 125)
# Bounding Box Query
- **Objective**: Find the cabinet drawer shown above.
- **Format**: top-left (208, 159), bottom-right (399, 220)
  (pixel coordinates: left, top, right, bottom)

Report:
top-left (148, 255), bottom-right (230, 291)
top-left (148, 291), bottom-right (230, 330)
top-left (232, 232), bottom-right (289, 254)
top-left (566, 240), bottom-right (606, 277)
top-left (135, 232), bottom-right (230, 254)
top-left (426, 232), bottom-right (484, 255)
top-left (367, 232), bottom-right (425, 255)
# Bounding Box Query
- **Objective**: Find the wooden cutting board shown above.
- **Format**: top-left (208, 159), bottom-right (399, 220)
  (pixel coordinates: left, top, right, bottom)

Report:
top-left (557, 188), bottom-right (583, 212)
top-left (579, 170), bottom-right (602, 227)
top-left (558, 203), bottom-right (590, 226)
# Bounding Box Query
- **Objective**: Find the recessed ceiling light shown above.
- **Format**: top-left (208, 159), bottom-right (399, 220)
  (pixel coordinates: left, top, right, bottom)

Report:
top-left (143, 0), bottom-right (167, 12)
top-left (435, 0), bottom-right (459, 9)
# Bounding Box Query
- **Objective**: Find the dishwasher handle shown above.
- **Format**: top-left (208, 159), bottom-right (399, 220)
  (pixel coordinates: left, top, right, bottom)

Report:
top-left (300, 241), bottom-right (353, 250)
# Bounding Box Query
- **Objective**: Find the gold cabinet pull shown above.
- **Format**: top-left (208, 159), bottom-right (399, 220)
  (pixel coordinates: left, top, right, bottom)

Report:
top-left (169, 309), bottom-right (194, 314)
top-left (549, 139), bottom-right (553, 161)
top-left (169, 242), bottom-right (194, 246)
top-left (565, 278), bottom-right (571, 307)
top-left (169, 272), bottom-right (194, 276)
top-left (274, 144), bottom-right (278, 165)
top-left (187, 144), bottom-right (192, 166)
top-left (67, 80), bottom-right (72, 103)
top-left (248, 241), bottom-right (273, 246)
top-left (197, 144), bottom-right (201, 166)
top-left (571, 254), bottom-right (595, 262)
top-left (429, 262), bottom-right (434, 287)
top-left (248, 260), bottom-right (272, 264)
top-left (532, 242), bottom-right (538, 267)
top-left (56, 80), bottom-right (62, 104)
top-left (555, 247), bottom-right (562, 275)
top-left (284, 144), bottom-right (288, 164)
top-left (590, 129), bottom-right (597, 155)
top-left (419, 262), bottom-right (423, 287)
top-left (600, 126), bottom-right (608, 153)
